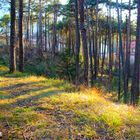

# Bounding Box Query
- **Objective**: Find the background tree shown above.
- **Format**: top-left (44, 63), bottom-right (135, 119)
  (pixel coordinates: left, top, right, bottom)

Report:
top-left (131, 0), bottom-right (140, 105)
top-left (19, 0), bottom-right (24, 72)
top-left (9, 0), bottom-right (16, 73)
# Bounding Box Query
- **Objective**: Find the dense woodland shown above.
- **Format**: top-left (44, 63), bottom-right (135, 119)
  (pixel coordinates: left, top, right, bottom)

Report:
top-left (1, 0), bottom-right (138, 104)
top-left (0, 0), bottom-right (140, 139)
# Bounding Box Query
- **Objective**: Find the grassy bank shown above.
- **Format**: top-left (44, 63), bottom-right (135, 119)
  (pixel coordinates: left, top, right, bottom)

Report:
top-left (0, 65), bottom-right (140, 139)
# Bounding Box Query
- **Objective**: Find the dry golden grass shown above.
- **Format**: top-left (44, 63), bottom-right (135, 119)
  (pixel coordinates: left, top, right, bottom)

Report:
top-left (0, 65), bottom-right (140, 139)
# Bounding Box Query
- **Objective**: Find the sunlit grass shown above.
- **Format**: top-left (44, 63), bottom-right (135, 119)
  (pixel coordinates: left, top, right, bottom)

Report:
top-left (0, 66), bottom-right (140, 139)
top-left (38, 89), bottom-right (140, 139)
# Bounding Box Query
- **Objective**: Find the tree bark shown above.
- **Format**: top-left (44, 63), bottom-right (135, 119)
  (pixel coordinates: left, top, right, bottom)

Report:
top-left (108, 3), bottom-right (112, 89)
top-left (19, 0), bottom-right (24, 72)
top-left (124, 1), bottom-right (131, 103)
top-left (52, 4), bottom-right (57, 58)
top-left (94, 0), bottom-right (99, 80)
top-left (75, 0), bottom-right (80, 86)
top-left (86, 3), bottom-right (93, 87)
top-left (38, 0), bottom-right (43, 49)
top-left (116, 0), bottom-right (124, 100)
top-left (131, 0), bottom-right (140, 105)
top-left (9, 0), bottom-right (16, 73)
top-left (78, 0), bottom-right (89, 85)
top-left (26, 0), bottom-right (31, 43)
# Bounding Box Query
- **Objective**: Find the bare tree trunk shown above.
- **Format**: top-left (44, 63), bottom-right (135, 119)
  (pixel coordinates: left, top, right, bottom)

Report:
top-left (29, 15), bottom-right (32, 47)
top-left (45, 13), bottom-right (47, 52)
top-left (26, 0), bottom-right (31, 43)
top-left (131, 0), bottom-right (140, 105)
top-left (47, 16), bottom-right (51, 51)
top-left (10, 0), bottom-right (16, 73)
top-left (101, 30), bottom-right (107, 80)
top-left (94, 0), bottom-right (99, 80)
top-left (86, 2), bottom-right (93, 87)
top-left (36, 21), bottom-right (39, 47)
top-left (116, 0), bottom-right (124, 100)
top-left (78, 0), bottom-right (89, 85)
top-left (38, 0), bottom-right (43, 50)
top-left (19, 0), bottom-right (24, 72)
top-left (108, 3), bottom-right (112, 89)
top-left (52, 4), bottom-right (57, 58)
top-left (124, 0), bottom-right (131, 103)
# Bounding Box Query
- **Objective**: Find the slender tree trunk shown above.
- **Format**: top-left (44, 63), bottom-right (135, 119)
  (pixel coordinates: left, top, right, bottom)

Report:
top-left (90, 8), bottom-right (96, 82)
top-left (116, 0), bottom-right (124, 100)
top-left (115, 33), bottom-right (119, 70)
top-left (45, 13), bottom-right (47, 52)
top-left (29, 15), bottom-right (32, 47)
top-left (26, 0), bottom-right (31, 43)
top-left (124, 2), bottom-right (131, 103)
top-left (101, 30), bottom-right (107, 80)
top-left (47, 16), bottom-right (50, 51)
top-left (78, 0), bottom-right (89, 85)
top-left (36, 21), bottom-right (39, 47)
top-left (131, 0), bottom-right (140, 105)
top-left (108, 3), bottom-right (112, 89)
top-left (94, 0), bottom-right (99, 80)
top-left (38, 0), bottom-right (43, 50)
top-left (86, 3), bottom-right (93, 87)
top-left (19, 0), bottom-right (24, 72)
top-left (52, 4), bottom-right (57, 58)
top-left (10, 0), bottom-right (16, 73)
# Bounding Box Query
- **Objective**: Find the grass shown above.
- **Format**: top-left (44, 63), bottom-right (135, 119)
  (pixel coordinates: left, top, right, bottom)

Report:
top-left (0, 65), bottom-right (140, 139)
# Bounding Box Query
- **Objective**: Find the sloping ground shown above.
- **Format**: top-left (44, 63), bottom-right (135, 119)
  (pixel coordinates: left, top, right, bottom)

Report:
top-left (0, 65), bottom-right (140, 140)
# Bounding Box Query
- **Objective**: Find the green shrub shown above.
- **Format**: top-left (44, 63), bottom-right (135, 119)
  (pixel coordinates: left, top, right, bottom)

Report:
top-left (25, 61), bottom-right (46, 75)
top-left (56, 48), bottom-right (77, 82)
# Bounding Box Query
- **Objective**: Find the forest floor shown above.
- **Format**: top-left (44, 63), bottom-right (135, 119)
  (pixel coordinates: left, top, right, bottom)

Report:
top-left (0, 65), bottom-right (140, 140)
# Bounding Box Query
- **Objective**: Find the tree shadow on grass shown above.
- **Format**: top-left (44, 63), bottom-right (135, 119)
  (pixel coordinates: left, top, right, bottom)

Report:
top-left (9, 89), bottom-right (64, 108)
top-left (0, 81), bottom-right (46, 91)
top-left (0, 79), bottom-right (66, 98)
top-left (0, 82), bottom-right (50, 100)
top-left (0, 80), bottom-right (66, 109)
top-left (0, 79), bottom-right (65, 91)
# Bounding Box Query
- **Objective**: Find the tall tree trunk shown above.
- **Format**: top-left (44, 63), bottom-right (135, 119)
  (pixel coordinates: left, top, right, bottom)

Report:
top-left (101, 30), bottom-right (107, 80)
top-left (86, 3), bottom-right (93, 87)
top-left (131, 0), bottom-right (140, 105)
top-left (19, 0), bottom-right (24, 72)
top-left (45, 13), bottom-right (47, 52)
top-left (78, 0), bottom-right (89, 85)
top-left (74, 0), bottom-right (81, 82)
top-left (38, 0), bottom-right (43, 49)
top-left (52, 4), bottom-right (57, 58)
top-left (108, 3), bottom-right (112, 89)
top-left (116, 0), bottom-right (124, 100)
top-left (94, 0), bottom-right (99, 80)
top-left (36, 21), bottom-right (39, 47)
top-left (26, 0), bottom-right (31, 43)
top-left (124, 0), bottom-right (131, 103)
top-left (29, 14), bottom-right (32, 47)
top-left (10, 0), bottom-right (16, 73)
top-left (115, 33), bottom-right (119, 69)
